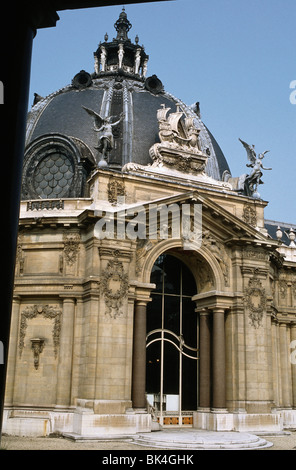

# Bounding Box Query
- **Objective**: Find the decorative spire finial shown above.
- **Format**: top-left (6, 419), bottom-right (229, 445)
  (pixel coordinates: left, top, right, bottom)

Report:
top-left (114, 6), bottom-right (132, 41)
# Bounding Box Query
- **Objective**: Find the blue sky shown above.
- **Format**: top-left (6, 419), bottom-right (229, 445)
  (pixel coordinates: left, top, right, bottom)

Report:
top-left (29, 0), bottom-right (296, 224)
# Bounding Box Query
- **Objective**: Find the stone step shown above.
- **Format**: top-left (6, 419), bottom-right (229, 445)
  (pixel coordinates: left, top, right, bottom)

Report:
top-left (133, 430), bottom-right (273, 450)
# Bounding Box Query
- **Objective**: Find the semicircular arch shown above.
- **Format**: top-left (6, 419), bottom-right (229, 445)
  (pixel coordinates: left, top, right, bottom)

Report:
top-left (140, 239), bottom-right (224, 293)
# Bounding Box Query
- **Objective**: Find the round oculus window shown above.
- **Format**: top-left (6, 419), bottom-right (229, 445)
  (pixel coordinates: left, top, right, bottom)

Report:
top-left (33, 152), bottom-right (74, 198)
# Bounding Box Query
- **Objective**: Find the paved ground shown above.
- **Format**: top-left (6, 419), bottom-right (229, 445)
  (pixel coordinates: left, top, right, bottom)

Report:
top-left (1, 430), bottom-right (296, 451)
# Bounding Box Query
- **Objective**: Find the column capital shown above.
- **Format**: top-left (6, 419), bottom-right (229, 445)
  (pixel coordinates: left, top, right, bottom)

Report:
top-left (59, 294), bottom-right (76, 302)
top-left (211, 307), bottom-right (226, 314)
top-left (136, 299), bottom-right (150, 307)
top-left (197, 308), bottom-right (210, 316)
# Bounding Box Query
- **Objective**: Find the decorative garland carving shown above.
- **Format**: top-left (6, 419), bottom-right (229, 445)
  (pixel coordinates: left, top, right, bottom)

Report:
top-left (292, 281), bottom-right (296, 299)
top-left (16, 234), bottom-right (24, 274)
top-left (19, 304), bottom-right (62, 358)
top-left (135, 239), bottom-right (158, 276)
top-left (107, 176), bottom-right (126, 206)
top-left (242, 247), bottom-right (269, 261)
top-left (244, 275), bottom-right (266, 328)
top-left (202, 230), bottom-right (229, 286)
top-left (242, 204), bottom-right (257, 227)
top-left (63, 232), bottom-right (80, 265)
top-left (278, 279), bottom-right (288, 299)
top-left (101, 251), bottom-right (129, 318)
top-left (195, 259), bottom-right (214, 292)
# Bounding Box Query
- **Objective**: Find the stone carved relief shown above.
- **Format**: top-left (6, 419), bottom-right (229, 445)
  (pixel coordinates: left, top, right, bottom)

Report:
top-left (30, 338), bottom-right (45, 370)
top-left (107, 176), bottom-right (126, 206)
top-left (149, 104), bottom-right (208, 176)
top-left (16, 234), bottom-right (24, 275)
top-left (242, 204), bottom-right (257, 227)
top-left (292, 276), bottom-right (296, 300)
top-left (242, 247), bottom-right (269, 261)
top-left (279, 279), bottom-right (288, 300)
top-left (63, 232), bottom-right (80, 266)
top-left (101, 251), bottom-right (129, 318)
top-left (195, 259), bottom-right (214, 292)
top-left (135, 239), bottom-right (158, 276)
top-left (244, 275), bottom-right (267, 328)
top-left (202, 230), bottom-right (229, 286)
top-left (19, 304), bottom-right (62, 358)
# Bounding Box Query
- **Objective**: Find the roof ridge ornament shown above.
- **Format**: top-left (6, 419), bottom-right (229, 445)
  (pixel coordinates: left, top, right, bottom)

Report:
top-left (93, 9), bottom-right (149, 79)
top-left (114, 6), bottom-right (132, 41)
top-left (148, 104), bottom-right (208, 176)
top-left (238, 138), bottom-right (272, 199)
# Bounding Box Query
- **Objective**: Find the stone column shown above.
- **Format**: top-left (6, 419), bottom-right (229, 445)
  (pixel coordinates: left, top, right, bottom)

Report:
top-left (132, 301), bottom-right (147, 409)
top-left (279, 322), bottom-right (291, 408)
top-left (291, 323), bottom-right (296, 408)
top-left (198, 309), bottom-right (211, 409)
top-left (70, 298), bottom-right (83, 403)
top-left (56, 297), bottom-right (75, 407)
top-left (212, 308), bottom-right (226, 410)
top-left (4, 296), bottom-right (21, 405)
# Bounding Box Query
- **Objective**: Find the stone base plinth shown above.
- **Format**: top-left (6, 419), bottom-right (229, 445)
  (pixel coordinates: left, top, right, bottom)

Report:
top-left (281, 409), bottom-right (296, 429)
top-left (193, 410), bottom-right (282, 433)
top-left (3, 401), bottom-right (152, 438)
top-left (71, 403), bottom-right (151, 438)
top-left (2, 408), bottom-right (74, 437)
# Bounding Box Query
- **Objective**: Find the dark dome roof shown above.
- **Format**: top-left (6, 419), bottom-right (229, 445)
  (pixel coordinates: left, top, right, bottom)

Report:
top-left (26, 79), bottom-right (230, 174)
top-left (24, 9), bottom-right (231, 199)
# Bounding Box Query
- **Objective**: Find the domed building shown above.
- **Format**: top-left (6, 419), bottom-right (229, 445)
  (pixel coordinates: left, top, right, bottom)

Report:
top-left (3, 9), bottom-right (296, 439)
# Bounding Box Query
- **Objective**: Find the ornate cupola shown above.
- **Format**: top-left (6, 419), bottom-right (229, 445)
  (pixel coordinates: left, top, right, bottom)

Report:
top-left (93, 7), bottom-right (149, 78)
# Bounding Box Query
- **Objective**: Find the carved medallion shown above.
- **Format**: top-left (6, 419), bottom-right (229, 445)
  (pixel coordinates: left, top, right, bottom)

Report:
top-left (101, 251), bottom-right (129, 318)
top-left (63, 232), bottom-right (80, 265)
top-left (244, 276), bottom-right (266, 328)
top-left (107, 176), bottom-right (126, 206)
top-left (242, 204), bottom-right (257, 227)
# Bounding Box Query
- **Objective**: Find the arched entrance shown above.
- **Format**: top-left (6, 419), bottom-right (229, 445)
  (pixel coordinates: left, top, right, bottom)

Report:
top-left (146, 253), bottom-right (198, 426)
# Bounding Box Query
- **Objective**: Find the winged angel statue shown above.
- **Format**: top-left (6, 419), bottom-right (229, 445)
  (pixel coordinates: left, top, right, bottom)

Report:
top-left (239, 138), bottom-right (272, 198)
top-left (82, 106), bottom-right (124, 167)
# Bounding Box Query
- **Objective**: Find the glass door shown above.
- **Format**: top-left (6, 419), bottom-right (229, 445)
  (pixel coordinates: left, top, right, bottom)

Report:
top-left (146, 254), bottom-right (198, 426)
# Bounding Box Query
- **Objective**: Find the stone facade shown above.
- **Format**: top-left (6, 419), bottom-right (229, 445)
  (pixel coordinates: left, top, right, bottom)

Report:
top-left (3, 9), bottom-right (296, 437)
top-left (3, 167), bottom-right (296, 436)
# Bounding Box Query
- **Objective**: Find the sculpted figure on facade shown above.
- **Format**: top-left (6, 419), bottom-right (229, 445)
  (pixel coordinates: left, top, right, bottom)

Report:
top-left (100, 46), bottom-right (107, 72)
top-left (134, 48), bottom-right (141, 74)
top-left (156, 104), bottom-right (202, 152)
top-left (238, 138), bottom-right (272, 198)
top-left (149, 104), bottom-right (208, 175)
top-left (82, 106), bottom-right (124, 167)
top-left (118, 43), bottom-right (124, 69)
top-left (202, 230), bottom-right (229, 286)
